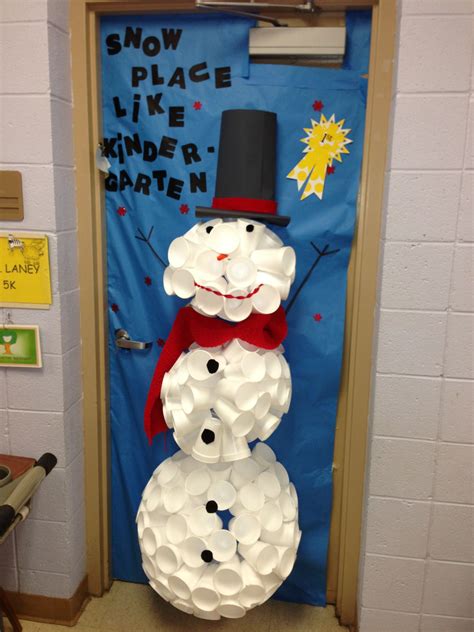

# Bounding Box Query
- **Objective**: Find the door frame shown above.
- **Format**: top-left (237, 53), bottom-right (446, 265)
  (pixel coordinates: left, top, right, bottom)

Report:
top-left (70, 1), bottom-right (396, 626)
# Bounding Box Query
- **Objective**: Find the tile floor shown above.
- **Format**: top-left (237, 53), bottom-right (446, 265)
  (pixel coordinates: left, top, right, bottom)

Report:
top-left (4, 581), bottom-right (348, 632)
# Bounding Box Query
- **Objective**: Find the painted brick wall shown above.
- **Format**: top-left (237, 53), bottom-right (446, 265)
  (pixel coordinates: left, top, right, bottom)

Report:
top-left (359, 1), bottom-right (473, 631)
top-left (0, 0), bottom-right (86, 599)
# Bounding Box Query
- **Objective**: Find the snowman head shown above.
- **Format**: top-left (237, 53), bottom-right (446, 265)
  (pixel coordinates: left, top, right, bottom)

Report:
top-left (164, 219), bottom-right (296, 322)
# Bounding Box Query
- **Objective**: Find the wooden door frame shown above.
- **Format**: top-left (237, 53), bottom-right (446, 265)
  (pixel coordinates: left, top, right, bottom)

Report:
top-left (70, 1), bottom-right (396, 626)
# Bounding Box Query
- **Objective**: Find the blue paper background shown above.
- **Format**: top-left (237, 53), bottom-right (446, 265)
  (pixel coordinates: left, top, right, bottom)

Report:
top-left (101, 13), bottom-right (369, 606)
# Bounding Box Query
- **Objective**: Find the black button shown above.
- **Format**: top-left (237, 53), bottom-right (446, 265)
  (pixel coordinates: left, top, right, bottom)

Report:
top-left (201, 549), bottom-right (213, 563)
top-left (206, 359), bottom-right (219, 374)
top-left (246, 224), bottom-right (255, 233)
top-left (201, 429), bottom-right (215, 444)
top-left (206, 226), bottom-right (213, 234)
top-left (206, 500), bottom-right (218, 513)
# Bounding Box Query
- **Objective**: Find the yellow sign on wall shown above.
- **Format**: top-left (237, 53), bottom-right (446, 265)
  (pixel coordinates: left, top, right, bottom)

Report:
top-left (0, 232), bottom-right (52, 308)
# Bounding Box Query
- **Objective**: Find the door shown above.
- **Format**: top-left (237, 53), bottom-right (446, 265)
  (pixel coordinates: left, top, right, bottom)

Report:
top-left (99, 11), bottom-right (369, 606)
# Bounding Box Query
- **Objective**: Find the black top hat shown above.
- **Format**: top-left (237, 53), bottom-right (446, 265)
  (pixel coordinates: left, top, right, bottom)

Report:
top-left (196, 109), bottom-right (290, 227)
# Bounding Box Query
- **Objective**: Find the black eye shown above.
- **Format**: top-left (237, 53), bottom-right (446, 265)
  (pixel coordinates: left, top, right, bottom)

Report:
top-left (246, 224), bottom-right (254, 233)
top-left (206, 500), bottom-right (218, 513)
top-left (201, 549), bottom-right (213, 563)
top-left (201, 429), bottom-right (215, 444)
top-left (207, 359), bottom-right (219, 374)
top-left (206, 226), bottom-right (213, 234)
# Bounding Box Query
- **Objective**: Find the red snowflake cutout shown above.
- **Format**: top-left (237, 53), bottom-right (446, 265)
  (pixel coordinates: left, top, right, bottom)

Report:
top-left (180, 204), bottom-right (190, 215)
top-left (327, 165), bottom-right (336, 175)
top-left (144, 276), bottom-right (152, 286)
top-left (312, 100), bottom-right (324, 112)
top-left (111, 303), bottom-right (119, 313)
top-left (193, 101), bottom-right (202, 111)
top-left (157, 338), bottom-right (166, 348)
top-left (117, 206), bottom-right (127, 216)
top-left (313, 313), bottom-right (323, 322)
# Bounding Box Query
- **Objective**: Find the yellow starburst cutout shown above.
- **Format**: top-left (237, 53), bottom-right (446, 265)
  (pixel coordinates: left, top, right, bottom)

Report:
top-left (287, 114), bottom-right (352, 200)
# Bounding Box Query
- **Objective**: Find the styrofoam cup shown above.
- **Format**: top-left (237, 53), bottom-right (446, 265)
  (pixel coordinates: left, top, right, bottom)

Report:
top-left (239, 482), bottom-right (265, 513)
top-left (157, 459), bottom-right (180, 487)
top-left (237, 219), bottom-right (265, 256)
top-left (208, 222), bottom-right (240, 254)
top-left (145, 486), bottom-right (162, 513)
top-left (150, 576), bottom-right (174, 601)
top-left (254, 392), bottom-right (272, 420)
top-left (188, 506), bottom-right (219, 537)
top-left (223, 339), bottom-right (258, 362)
top-left (279, 491), bottom-right (297, 521)
top-left (182, 536), bottom-right (208, 568)
top-left (271, 462), bottom-right (290, 488)
top-left (207, 479), bottom-right (237, 510)
top-left (213, 554), bottom-right (243, 596)
top-left (168, 564), bottom-right (204, 600)
top-left (172, 599), bottom-right (194, 614)
top-left (176, 360), bottom-right (190, 385)
top-left (239, 561), bottom-right (265, 607)
top-left (168, 236), bottom-right (203, 268)
top-left (165, 514), bottom-right (188, 544)
top-left (252, 443), bottom-right (277, 467)
top-left (221, 428), bottom-right (251, 462)
top-left (208, 461), bottom-right (232, 481)
top-left (209, 529), bottom-right (237, 562)
top-left (259, 502), bottom-right (283, 533)
top-left (163, 266), bottom-right (174, 296)
top-left (181, 383), bottom-right (212, 414)
top-left (162, 485), bottom-right (186, 514)
top-left (263, 352), bottom-right (282, 379)
top-left (240, 351), bottom-right (266, 382)
top-left (229, 457), bottom-right (262, 489)
top-left (257, 470), bottom-right (281, 499)
top-left (223, 290), bottom-right (253, 322)
top-left (141, 526), bottom-right (160, 557)
top-left (251, 246), bottom-right (296, 277)
top-left (192, 418), bottom-right (223, 464)
top-left (279, 354), bottom-right (291, 379)
top-left (185, 467), bottom-right (212, 496)
top-left (238, 541), bottom-right (278, 575)
top-left (187, 349), bottom-right (215, 380)
top-left (172, 409), bottom-right (205, 438)
top-left (214, 398), bottom-right (255, 437)
top-left (217, 379), bottom-right (258, 412)
top-left (173, 429), bottom-right (199, 455)
top-left (193, 607), bottom-right (221, 620)
top-left (226, 257), bottom-right (257, 287)
top-left (259, 571), bottom-right (281, 593)
top-left (260, 522), bottom-right (297, 547)
top-left (259, 227), bottom-right (283, 249)
top-left (191, 566), bottom-right (221, 611)
top-left (252, 284), bottom-right (281, 315)
top-left (195, 250), bottom-right (225, 280)
top-left (229, 512), bottom-right (261, 545)
top-left (275, 546), bottom-right (297, 579)
top-left (255, 270), bottom-right (291, 300)
top-left (217, 598), bottom-right (246, 619)
top-left (155, 543), bottom-right (182, 574)
top-left (171, 268), bottom-right (195, 299)
top-left (195, 286), bottom-right (224, 316)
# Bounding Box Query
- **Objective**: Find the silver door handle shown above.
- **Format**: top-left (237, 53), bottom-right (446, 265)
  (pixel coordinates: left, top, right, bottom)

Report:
top-left (115, 329), bottom-right (152, 350)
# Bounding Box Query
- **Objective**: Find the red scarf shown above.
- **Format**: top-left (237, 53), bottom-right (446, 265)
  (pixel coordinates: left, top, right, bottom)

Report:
top-left (145, 306), bottom-right (288, 442)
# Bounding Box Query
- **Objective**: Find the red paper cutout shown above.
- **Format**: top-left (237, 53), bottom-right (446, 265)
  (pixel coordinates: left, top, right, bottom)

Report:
top-left (327, 165), bottom-right (336, 175)
top-left (157, 338), bottom-right (166, 348)
top-left (312, 100), bottom-right (324, 112)
top-left (179, 204), bottom-right (190, 214)
top-left (117, 206), bottom-right (127, 216)
top-left (193, 101), bottom-right (202, 111)
top-left (111, 303), bottom-right (119, 313)
top-left (313, 313), bottom-right (323, 322)
top-left (144, 276), bottom-right (152, 286)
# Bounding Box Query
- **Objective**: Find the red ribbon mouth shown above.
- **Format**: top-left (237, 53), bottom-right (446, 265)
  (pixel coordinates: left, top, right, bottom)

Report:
top-left (194, 282), bottom-right (263, 300)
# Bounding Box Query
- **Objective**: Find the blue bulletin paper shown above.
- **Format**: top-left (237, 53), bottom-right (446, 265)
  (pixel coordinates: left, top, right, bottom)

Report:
top-left (101, 14), bottom-right (367, 605)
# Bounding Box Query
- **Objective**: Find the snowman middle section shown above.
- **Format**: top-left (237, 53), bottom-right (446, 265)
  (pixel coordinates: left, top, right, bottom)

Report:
top-left (160, 218), bottom-right (295, 464)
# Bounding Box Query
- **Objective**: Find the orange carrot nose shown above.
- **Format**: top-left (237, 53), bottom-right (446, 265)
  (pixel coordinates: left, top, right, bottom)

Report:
top-left (217, 253), bottom-right (228, 261)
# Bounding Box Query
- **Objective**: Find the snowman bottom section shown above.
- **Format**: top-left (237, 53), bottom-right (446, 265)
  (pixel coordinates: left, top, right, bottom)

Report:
top-left (161, 339), bottom-right (292, 463)
top-left (137, 443), bottom-right (300, 620)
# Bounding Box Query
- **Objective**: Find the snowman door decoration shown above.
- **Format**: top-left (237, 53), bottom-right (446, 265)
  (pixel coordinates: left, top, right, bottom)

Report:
top-left (138, 110), bottom-right (301, 620)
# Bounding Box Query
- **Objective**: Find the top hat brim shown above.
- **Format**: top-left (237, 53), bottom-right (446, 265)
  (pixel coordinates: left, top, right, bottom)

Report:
top-left (196, 206), bottom-right (290, 227)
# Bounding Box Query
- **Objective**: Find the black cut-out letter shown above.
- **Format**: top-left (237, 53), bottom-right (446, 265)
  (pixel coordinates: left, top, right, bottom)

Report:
top-left (143, 141), bottom-right (158, 162)
top-left (190, 172), bottom-right (207, 193)
top-left (158, 136), bottom-right (177, 159)
top-left (152, 170), bottom-right (166, 191)
top-left (124, 27), bottom-right (142, 49)
top-left (189, 62), bottom-right (210, 83)
top-left (162, 28), bottom-right (182, 50)
top-left (106, 33), bottom-right (121, 56)
top-left (182, 143), bottom-right (201, 165)
top-left (151, 64), bottom-right (165, 85)
top-left (215, 66), bottom-right (232, 88)
top-left (124, 133), bottom-right (142, 156)
top-left (104, 173), bottom-right (118, 191)
top-left (119, 170), bottom-right (134, 191)
top-left (112, 96), bottom-right (126, 118)
top-left (143, 36), bottom-right (160, 57)
top-left (169, 106), bottom-right (184, 127)
top-left (146, 93), bottom-right (164, 116)
top-left (167, 177), bottom-right (184, 200)
top-left (168, 67), bottom-right (185, 89)
top-left (134, 173), bottom-right (151, 195)
top-left (131, 67), bottom-right (147, 88)
top-left (102, 137), bottom-right (117, 158)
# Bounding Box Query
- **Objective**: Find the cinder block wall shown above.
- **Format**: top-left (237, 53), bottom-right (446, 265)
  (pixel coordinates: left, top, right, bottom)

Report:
top-left (0, 0), bottom-right (86, 599)
top-left (359, 1), bottom-right (473, 631)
